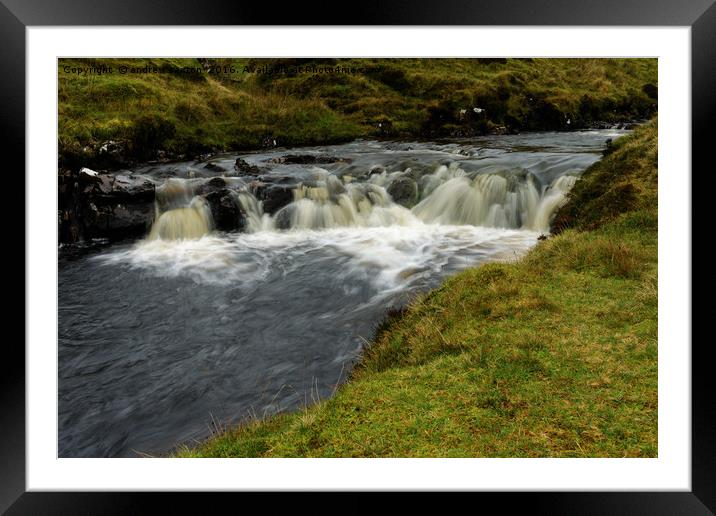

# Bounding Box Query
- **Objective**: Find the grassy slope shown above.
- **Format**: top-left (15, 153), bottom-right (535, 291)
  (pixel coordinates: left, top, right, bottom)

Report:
top-left (178, 119), bottom-right (658, 458)
top-left (58, 58), bottom-right (657, 168)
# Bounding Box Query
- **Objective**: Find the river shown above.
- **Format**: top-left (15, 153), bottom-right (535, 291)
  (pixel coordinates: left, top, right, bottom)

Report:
top-left (58, 129), bottom-right (626, 457)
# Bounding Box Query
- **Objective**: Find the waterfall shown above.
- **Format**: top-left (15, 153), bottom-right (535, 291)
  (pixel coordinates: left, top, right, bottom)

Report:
top-left (272, 167), bottom-right (570, 233)
top-left (419, 164), bottom-right (467, 199)
top-left (530, 175), bottom-right (577, 231)
top-left (411, 166), bottom-right (575, 231)
top-left (145, 161), bottom-right (579, 240)
top-left (155, 178), bottom-right (194, 212)
top-left (234, 191), bottom-right (274, 233)
top-left (148, 179), bottom-right (213, 240)
top-left (148, 197), bottom-right (213, 240)
top-left (412, 171), bottom-right (542, 229)
top-left (275, 171), bottom-right (420, 230)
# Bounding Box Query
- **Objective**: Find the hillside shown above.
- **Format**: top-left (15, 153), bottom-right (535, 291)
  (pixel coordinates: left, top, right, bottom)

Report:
top-left (58, 58), bottom-right (657, 169)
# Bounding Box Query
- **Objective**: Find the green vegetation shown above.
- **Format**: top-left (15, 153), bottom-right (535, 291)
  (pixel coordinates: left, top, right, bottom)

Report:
top-left (58, 58), bottom-right (657, 168)
top-left (177, 119), bottom-right (658, 458)
top-left (552, 118), bottom-right (658, 233)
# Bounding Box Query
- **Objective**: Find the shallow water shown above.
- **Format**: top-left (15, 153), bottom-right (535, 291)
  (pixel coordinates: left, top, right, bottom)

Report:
top-left (58, 129), bottom-right (625, 457)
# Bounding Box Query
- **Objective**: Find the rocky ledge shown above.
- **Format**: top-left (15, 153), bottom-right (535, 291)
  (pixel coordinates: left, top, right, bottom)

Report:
top-left (58, 165), bottom-right (303, 244)
top-left (59, 168), bottom-right (156, 243)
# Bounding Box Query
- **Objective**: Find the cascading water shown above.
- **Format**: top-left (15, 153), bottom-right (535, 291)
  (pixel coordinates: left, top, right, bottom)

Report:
top-left (531, 174), bottom-right (578, 231)
top-left (149, 178), bottom-right (213, 240)
top-left (59, 129), bottom-right (627, 457)
top-left (410, 164), bottom-right (575, 231)
top-left (274, 172), bottom-right (419, 230)
top-left (234, 190), bottom-right (274, 232)
top-left (149, 198), bottom-right (213, 240)
top-left (146, 164), bottom-right (576, 239)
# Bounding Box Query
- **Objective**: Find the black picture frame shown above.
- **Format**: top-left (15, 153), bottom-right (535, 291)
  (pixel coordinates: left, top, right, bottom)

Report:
top-left (5, 0), bottom-right (713, 512)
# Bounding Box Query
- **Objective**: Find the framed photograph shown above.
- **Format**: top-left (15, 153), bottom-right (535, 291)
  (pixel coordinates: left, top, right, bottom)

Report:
top-left (7, 0), bottom-right (712, 512)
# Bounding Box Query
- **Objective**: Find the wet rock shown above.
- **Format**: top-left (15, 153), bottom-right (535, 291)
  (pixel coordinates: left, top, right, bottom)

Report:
top-left (234, 158), bottom-right (264, 176)
top-left (253, 183), bottom-right (294, 215)
top-left (257, 174), bottom-right (296, 185)
top-left (83, 201), bottom-right (155, 240)
top-left (202, 189), bottom-right (245, 232)
top-left (368, 165), bottom-right (386, 176)
top-left (59, 170), bottom-right (156, 243)
top-left (266, 154), bottom-right (350, 165)
top-left (589, 121), bottom-right (617, 130)
top-left (274, 205), bottom-right (294, 230)
top-left (386, 176), bottom-right (419, 207)
top-left (194, 177), bottom-right (228, 196)
top-left (401, 167), bottom-right (422, 182)
top-left (94, 173), bottom-right (156, 203)
top-left (79, 167), bottom-right (100, 183)
top-left (203, 161), bottom-right (227, 173)
top-left (207, 177), bottom-right (227, 187)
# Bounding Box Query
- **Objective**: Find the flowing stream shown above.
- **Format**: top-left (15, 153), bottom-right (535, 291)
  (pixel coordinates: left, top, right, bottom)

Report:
top-left (58, 129), bottom-right (625, 457)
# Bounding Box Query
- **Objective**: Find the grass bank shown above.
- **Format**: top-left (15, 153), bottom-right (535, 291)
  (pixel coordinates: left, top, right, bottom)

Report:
top-left (177, 119), bottom-right (658, 458)
top-left (58, 58), bottom-right (657, 169)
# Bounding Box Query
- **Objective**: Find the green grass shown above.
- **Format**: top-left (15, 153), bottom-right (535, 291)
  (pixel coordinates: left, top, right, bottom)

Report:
top-left (176, 119), bottom-right (658, 458)
top-left (58, 58), bottom-right (657, 168)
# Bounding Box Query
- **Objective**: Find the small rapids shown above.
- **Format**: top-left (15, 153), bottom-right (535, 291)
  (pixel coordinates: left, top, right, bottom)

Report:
top-left (149, 199), bottom-right (213, 240)
top-left (277, 178), bottom-right (418, 230)
top-left (147, 162), bottom-right (580, 241)
top-left (59, 129), bottom-right (626, 457)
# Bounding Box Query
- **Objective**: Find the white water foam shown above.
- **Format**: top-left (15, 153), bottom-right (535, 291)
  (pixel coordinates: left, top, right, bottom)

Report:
top-left (96, 224), bottom-right (538, 290)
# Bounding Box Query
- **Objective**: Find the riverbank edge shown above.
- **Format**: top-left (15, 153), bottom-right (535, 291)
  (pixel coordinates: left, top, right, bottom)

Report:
top-left (172, 118), bottom-right (657, 458)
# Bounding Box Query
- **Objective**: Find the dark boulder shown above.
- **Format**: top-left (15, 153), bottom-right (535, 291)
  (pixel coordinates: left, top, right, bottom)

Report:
top-left (207, 176), bottom-right (227, 187)
top-left (387, 176), bottom-right (419, 207)
top-left (59, 169), bottom-right (156, 243)
top-left (202, 189), bottom-right (245, 232)
top-left (253, 183), bottom-right (295, 215)
top-left (82, 200), bottom-right (155, 240)
top-left (203, 161), bottom-right (227, 173)
top-left (234, 158), bottom-right (264, 176)
top-left (368, 165), bottom-right (386, 176)
top-left (266, 154), bottom-right (350, 165)
top-left (274, 205), bottom-right (295, 230)
top-left (194, 177), bottom-right (228, 196)
top-left (589, 121), bottom-right (618, 130)
top-left (94, 173), bottom-right (156, 203)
